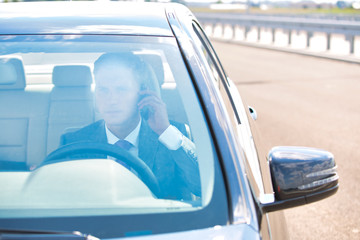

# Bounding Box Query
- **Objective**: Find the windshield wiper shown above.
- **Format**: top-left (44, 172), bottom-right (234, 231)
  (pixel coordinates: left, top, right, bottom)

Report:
top-left (0, 229), bottom-right (100, 240)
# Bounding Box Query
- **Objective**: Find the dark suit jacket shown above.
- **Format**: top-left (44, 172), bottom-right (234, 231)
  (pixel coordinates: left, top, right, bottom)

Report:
top-left (60, 120), bottom-right (201, 200)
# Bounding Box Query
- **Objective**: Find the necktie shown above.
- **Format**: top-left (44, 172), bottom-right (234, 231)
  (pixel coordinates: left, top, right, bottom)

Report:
top-left (114, 139), bottom-right (133, 170)
top-left (114, 139), bottom-right (133, 151)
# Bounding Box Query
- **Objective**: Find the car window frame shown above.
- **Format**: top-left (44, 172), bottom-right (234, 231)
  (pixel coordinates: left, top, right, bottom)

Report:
top-left (188, 19), bottom-right (278, 227)
top-left (183, 20), bottom-right (259, 227)
top-left (191, 22), bottom-right (272, 197)
top-left (192, 22), bottom-right (241, 126)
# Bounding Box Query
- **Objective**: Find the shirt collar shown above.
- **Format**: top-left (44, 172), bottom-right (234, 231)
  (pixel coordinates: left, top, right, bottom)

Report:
top-left (105, 119), bottom-right (141, 148)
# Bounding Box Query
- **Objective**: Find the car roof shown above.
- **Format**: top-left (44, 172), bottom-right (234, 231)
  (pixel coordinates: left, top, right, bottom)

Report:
top-left (0, 1), bottom-right (181, 36)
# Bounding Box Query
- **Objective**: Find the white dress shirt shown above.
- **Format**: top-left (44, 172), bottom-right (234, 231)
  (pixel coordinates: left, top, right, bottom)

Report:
top-left (105, 119), bottom-right (183, 157)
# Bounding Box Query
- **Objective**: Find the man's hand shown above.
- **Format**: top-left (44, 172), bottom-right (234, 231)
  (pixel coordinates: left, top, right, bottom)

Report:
top-left (138, 90), bottom-right (170, 136)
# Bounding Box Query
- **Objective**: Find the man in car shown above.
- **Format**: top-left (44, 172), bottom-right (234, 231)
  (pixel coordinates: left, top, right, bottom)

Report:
top-left (60, 52), bottom-right (201, 200)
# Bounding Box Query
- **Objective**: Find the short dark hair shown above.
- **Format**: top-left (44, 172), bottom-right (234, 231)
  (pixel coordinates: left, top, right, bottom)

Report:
top-left (93, 52), bottom-right (147, 85)
top-left (93, 52), bottom-right (161, 96)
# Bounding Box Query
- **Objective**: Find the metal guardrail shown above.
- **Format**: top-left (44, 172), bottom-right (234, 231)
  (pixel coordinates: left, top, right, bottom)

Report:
top-left (195, 13), bottom-right (360, 54)
top-left (230, 13), bottom-right (360, 22)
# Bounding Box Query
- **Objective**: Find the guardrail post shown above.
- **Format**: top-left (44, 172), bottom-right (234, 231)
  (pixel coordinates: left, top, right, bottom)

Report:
top-left (288, 30), bottom-right (292, 46)
top-left (346, 35), bottom-right (355, 54)
top-left (272, 28), bottom-right (276, 43)
top-left (306, 32), bottom-right (313, 48)
top-left (233, 25), bottom-right (238, 39)
top-left (245, 26), bottom-right (250, 40)
top-left (258, 27), bottom-right (261, 41)
top-left (326, 33), bottom-right (331, 51)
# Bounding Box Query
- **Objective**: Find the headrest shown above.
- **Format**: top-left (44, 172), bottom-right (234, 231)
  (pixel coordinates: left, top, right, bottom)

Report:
top-left (52, 65), bottom-right (92, 87)
top-left (140, 53), bottom-right (164, 86)
top-left (0, 57), bottom-right (26, 90)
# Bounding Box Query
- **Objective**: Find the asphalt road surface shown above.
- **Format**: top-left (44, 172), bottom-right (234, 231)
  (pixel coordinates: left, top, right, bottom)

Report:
top-left (212, 40), bottom-right (360, 239)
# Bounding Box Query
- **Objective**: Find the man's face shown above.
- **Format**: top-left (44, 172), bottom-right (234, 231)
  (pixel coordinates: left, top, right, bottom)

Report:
top-left (95, 64), bottom-right (141, 127)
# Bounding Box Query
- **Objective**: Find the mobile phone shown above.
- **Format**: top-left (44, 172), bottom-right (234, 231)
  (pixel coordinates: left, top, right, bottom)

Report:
top-left (138, 64), bottom-right (161, 120)
top-left (139, 84), bottom-right (151, 120)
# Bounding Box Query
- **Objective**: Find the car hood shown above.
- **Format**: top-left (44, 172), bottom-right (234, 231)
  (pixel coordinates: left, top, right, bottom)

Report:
top-left (109, 224), bottom-right (260, 240)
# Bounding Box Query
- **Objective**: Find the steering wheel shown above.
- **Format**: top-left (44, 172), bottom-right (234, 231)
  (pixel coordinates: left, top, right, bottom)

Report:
top-left (41, 142), bottom-right (160, 196)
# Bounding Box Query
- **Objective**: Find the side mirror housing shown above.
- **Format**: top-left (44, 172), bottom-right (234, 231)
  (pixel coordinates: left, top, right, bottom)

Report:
top-left (261, 146), bottom-right (339, 213)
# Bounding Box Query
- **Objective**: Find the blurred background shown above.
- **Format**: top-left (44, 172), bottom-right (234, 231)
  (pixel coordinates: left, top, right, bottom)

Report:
top-left (191, 0), bottom-right (360, 61)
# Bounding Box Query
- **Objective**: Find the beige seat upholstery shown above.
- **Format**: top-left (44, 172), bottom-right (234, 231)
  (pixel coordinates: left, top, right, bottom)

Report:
top-left (0, 57), bottom-right (49, 169)
top-left (47, 65), bottom-right (95, 154)
top-left (141, 53), bottom-right (188, 124)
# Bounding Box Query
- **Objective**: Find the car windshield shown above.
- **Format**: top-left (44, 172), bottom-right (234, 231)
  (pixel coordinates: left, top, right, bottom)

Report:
top-left (0, 35), bottom-right (224, 237)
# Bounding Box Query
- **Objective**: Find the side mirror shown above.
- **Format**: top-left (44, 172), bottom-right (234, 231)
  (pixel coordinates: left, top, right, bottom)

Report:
top-left (261, 146), bottom-right (339, 213)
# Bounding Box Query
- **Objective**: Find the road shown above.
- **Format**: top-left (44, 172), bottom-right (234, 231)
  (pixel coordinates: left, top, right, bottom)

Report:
top-left (211, 40), bottom-right (360, 239)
